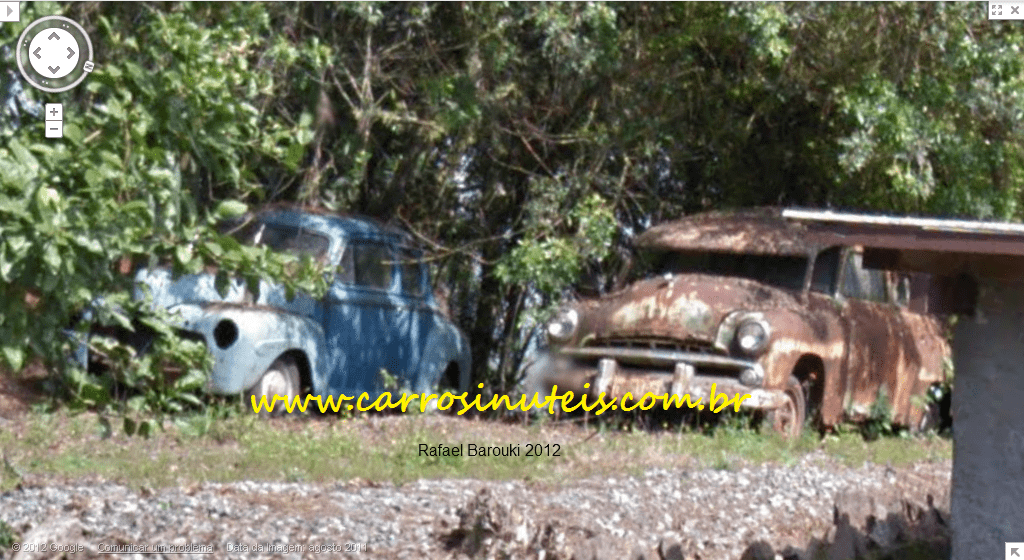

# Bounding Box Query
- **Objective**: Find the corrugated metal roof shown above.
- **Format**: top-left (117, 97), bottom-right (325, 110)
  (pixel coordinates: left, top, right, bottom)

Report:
top-left (783, 208), bottom-right (1024, 237)
top-left (783, 208), bottom-right (1024, 258)
top-left (783, 208), bottom-right (1024, 280)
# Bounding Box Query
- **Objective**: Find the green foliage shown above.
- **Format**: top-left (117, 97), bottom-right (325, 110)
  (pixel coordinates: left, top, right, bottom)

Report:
top-left (0, 3), bottom-right (327, 388)
top-left (0, 518), bottom-right (16, 549)
top-left (496, 192), bottom-right (616, 298)
top-left (863, 386), bottom-right (896, 441)
top-left (2, 2), bottom-right (1024, 405)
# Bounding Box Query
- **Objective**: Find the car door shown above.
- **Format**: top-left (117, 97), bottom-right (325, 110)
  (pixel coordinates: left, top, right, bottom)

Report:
top-left (323, 238), bottom-right (410, 394)
top-left (890, 272), bottom-right (950, 425)
top-left (837, 248), bottom-right (919, 422)
top-left (397, 247), bottom-right (437, 389)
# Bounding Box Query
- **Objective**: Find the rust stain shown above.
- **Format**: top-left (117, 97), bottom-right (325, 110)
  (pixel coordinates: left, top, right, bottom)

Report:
top-left (634, 208), bottom-right (827, 256)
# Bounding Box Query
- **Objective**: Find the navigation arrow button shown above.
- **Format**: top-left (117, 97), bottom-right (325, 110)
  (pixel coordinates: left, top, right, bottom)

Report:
top-left (33, 47), bottom-right (41, 59)
top-left (0, 2), bottom-right (17, 22)
top-left (66, 47), bottom-right (75, 59)
top-left (47, 66), bottom-right (59, 75)
top-left (48, 32), bottom-right (59, 41)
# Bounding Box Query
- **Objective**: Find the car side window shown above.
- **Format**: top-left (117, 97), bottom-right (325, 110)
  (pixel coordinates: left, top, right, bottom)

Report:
top-left (810, 246), bottom-right (841, 294)
top-left (840, 250), bottom-right (887, 303)
top-left (353, 243), bottom-right (394, 290)
top-left (400, 250), bottom-right (423, 296)
top-left (891, 273), bottom-right (911, 307)
top-left (336, 243), bottom-right (355, 284)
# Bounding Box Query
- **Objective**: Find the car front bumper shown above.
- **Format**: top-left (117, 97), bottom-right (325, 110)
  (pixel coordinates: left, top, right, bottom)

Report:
top-left (530, 347), bottom-right (789, 411)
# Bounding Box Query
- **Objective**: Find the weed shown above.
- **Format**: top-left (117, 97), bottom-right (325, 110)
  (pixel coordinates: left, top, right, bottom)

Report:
top-left (0, 404), bottom-right (952, 490)
top-left (64, 297), bottom-right (216, 437)
top-left (863, 385), bottom-right (895, 441)
top-left (0, 519), bottom-right (16, 549)
top-left (712, 454), bottom-right (734, 471)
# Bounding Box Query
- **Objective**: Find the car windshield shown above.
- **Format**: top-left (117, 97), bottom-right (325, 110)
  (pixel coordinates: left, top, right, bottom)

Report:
top-left (226, 220), bottom-right (330, 260)
top-left (637, 250), bottom-right (808, 291)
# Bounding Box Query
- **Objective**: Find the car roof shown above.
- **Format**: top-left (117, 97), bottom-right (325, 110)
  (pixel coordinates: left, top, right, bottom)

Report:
top-left (634, 208), bottom-right (824, 256)
top-left (253, 204), bottom-right (415, 245)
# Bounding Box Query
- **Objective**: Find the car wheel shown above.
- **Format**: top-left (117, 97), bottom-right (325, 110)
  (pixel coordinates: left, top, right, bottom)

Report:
top-left (767, 375), bottom-right (805, 439)
top-left (247, 355), bottom-right (301, 417)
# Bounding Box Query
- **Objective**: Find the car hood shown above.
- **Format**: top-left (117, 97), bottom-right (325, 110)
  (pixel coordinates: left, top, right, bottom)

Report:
top-left (132, 267), bottom-right (318, 318)
top-left (577, 273), bottom-right (802, 344)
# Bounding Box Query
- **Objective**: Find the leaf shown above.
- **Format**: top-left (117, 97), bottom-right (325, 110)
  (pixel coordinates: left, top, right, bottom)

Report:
top-left (7, 139), bottom-right (39, 173)
top-left (284, 142), bottom-right (304, 171)
top-left (43, 244), bottom-right (62, 272)
top-left (1, 345), bottom-right (25, 372)
top-left (215, 200), bottom-right (248, 220)
top-left (127, 395), bottom-right (146, 412)
top-left (175, 245), bottom-right (191, 265)
top-left (84, 169), bottom-right (103, 188)
top-left (176, 392), bottom-right (203, 407)
top-left (138, 419), bottom-right (154, 438)
top-left (63, 123), bottom-right (84, 144)
top-left (123, 416), bottom-right (137, 436)
top-left (204, 239), bottom-right (224, 258)
top-left (215, 269), bottom-right (231, 297)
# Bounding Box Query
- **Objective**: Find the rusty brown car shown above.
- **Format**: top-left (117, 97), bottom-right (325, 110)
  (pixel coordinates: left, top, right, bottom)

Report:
top-left (525, 209), bottom-right (951, 437)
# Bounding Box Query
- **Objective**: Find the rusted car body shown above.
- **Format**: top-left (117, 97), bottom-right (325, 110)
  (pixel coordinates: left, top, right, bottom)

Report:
top-left (526, 209), bottom-right (950, 436)
top-left (79, 207), bottom-right (471, 405)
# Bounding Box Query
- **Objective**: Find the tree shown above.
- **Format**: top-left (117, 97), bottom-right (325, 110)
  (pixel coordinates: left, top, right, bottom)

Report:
top-left (3, 2), bottom-right (1023, 404)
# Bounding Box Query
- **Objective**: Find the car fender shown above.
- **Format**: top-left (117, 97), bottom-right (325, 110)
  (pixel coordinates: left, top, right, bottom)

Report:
top-left (420, 314), bottom-right (472, 393)
top-left (758, 325), bottom-right (845, 387)
top-left (751, 302), bottom-right (846, 424)
top-left (175, 303), bottom-right (325, 395)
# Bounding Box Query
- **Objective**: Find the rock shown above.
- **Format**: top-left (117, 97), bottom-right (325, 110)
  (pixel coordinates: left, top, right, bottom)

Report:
top-left (867, 511), bottom-right (906, 550)
top-left (11, 516), bottom-right (84, 560)
top-left (779, 542), bottom-right (818, 560)
top-left (570, 537), bottom-right (623, 560)
top-left (740, 540), bottom-right (775, 560)
top-left (658, 538), bottom-right (686, 560)
top-left (0, 422), bottom-right (954, 560)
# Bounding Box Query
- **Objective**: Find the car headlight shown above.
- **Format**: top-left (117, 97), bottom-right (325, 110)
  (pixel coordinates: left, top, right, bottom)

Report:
top-left (735, 319), bottom-right (770, 355)
top-left (546, 309), bottom-right (579, 343)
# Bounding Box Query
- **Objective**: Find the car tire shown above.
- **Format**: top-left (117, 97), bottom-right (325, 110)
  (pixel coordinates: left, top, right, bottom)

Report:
top-left (247, 355), bottom-right (301, 417)
top-left (767, 375), bottom-right (805, 439)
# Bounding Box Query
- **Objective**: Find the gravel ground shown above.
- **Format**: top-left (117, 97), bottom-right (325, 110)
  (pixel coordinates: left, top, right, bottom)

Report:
top-left (0, 450), bottom-right (951, 560)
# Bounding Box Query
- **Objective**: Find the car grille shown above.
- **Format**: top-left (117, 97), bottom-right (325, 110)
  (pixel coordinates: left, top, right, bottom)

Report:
top-left (175, 329), bottom-right (208, 347)
top-left (584, 336), bottom-right (719, 355)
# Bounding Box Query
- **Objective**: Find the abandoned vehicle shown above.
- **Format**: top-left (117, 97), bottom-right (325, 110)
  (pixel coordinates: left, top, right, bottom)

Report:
top-left (77, 206), bottom-right (472, 407)
top-left (526, 209), bottom-right (951, 437)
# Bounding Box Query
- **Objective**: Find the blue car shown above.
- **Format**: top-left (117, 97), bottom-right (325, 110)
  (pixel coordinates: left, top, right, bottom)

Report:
top-left (88, 206), bottom-right (471, 408)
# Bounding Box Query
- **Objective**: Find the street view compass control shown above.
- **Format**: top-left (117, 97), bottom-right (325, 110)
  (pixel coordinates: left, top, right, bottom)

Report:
top-left (16, 15), bottom-right (95, 93)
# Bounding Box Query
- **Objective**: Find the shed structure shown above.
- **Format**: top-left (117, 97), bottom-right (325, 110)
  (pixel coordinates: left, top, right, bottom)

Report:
top-left (783, 208), bottom-right (1024, 560)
